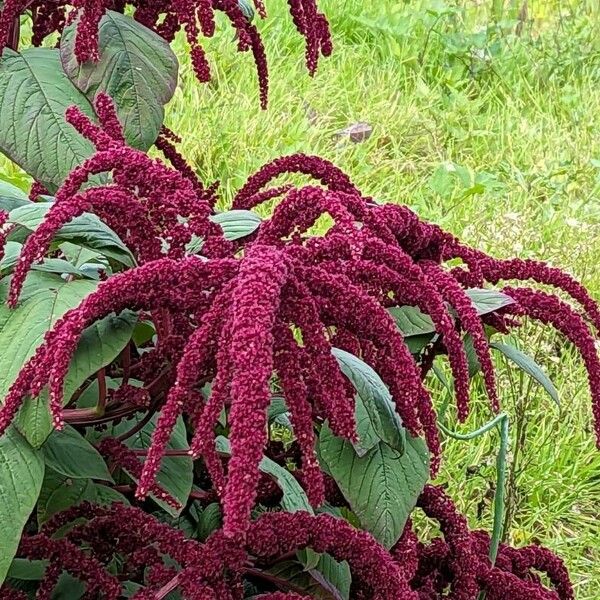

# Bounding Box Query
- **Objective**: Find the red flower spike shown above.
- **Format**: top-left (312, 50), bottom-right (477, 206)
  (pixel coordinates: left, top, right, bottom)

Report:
top-left (223, 244), bottom-right (289, 538)
top-left (503, 286), bottom-right (600, 447)
top-left (233, 153), bottom-right (360, 209)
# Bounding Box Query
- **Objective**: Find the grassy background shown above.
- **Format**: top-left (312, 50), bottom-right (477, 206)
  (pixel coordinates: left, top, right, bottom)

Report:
top-left (2, 0), bottom-right (600, 596)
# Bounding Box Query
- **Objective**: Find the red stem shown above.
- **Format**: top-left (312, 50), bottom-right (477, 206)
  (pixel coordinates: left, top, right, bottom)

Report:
top-left (96, 368), bottom-right (107, 415)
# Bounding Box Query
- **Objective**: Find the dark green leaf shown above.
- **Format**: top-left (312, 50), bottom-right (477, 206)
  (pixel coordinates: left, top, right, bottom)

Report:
top-left (51, 573), bottom-right (86, 599)
top-left (265, 560), bottom-right (344, 600)
top-left (61, 11), bottom-right (178, 150)
top-left (38, 473), bottom-right (96, 523)
top-left (93, 482), bottom-right (129, 506)
top-left (319, 427), bottom-right (429, 549)
top-left (332, 348), bottom-right (405, 456)
top-left (0, 241), bottom-right (84, 277)
top-left (491, 341), bottom-right (559, 406)
top-left (308, 554), bottom-right (351, 600)
top-left (0, 427), bottom-right (44, 584)
top-left (7, 558), bottom-right (48, 581)
top-left (42, 425), bottom-right (113, 481)
top-left (216, 436), bottom-right (312, 513)
top-left (196, 502), bottom-right (222, 541)
top-left (0, 48), bottom-right (96, 191)
top-left (388, 305), bottom-right (435, 337)
top-left (108, 414), bottom-right (193, 516)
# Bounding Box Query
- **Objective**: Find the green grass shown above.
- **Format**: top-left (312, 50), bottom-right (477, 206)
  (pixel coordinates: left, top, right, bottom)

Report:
top-left (3, 0), bottom-right (600, 596)
top-left (167, 2), bottom-right (600, 595)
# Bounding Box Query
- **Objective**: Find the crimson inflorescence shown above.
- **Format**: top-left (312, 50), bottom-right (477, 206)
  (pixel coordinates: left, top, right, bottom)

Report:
top-left (0, 0), bottom-right (333, 108)
top-left (0, 490), bottom-right (573, 599)
top-left (0, 94), bottom-right (597, 597)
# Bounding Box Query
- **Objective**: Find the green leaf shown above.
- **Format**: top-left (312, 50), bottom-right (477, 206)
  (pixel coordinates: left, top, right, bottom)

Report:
top-left (0, 241), bottom-right (84, 277)
top-left (308, 554), bottom-right (351, 600)
top-left (210, 210), bottom-right (262, 241)
top-left (7, 558), bottom-right (48, 581)
top-left (0, 180), bottom-right (29, 212)
top-left (265, 560), bottom-right (345, 600)
top-left (0, 426), bottom-right (45, 584)
top-left (388, 305), bottom-right (436, 337)
top-left (491, 341), bottom-right (559, 406)
top-left (93, 482), bottom-right (129, 506)
top-left (319, 427), bottom-right (429, 549)
top-left (37, 469), bottom-right (96, 524)
top-left (196, 502), bottom-right (222, 541)
top-left (8, 202), bottom-right (134, 266)
top-left (108, 414), bottom-right (193, 516)
top-left (61, 11), bottom-right (178, 150)
top-left (0, 48), bottom-right (96, 192)
top-left (332, 348), bottom-right (405, 456)
top-left (0, 273), bottom-right (97, 444)
top-left (15, 301), bottom-right (136, 448)
top-left (216, 436), bottom-right (312, 513)
top-left (42, 425), bottom-right (113, 481)
top-left (464, 288), bottom-right (514, 316)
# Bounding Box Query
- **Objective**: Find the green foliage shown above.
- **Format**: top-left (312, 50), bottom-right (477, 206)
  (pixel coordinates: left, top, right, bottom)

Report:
top-left (0, 427), bottom-right (44, 582)
top-left (61, 11), bottom-right (178, 150)
top-left (0, 49), bottom-right (95, 192)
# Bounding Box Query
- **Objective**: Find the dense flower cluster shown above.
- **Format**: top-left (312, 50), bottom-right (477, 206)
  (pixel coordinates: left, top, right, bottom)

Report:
top-left (0, 96), bottom-right (597, 597)
top-left (0, 489), bottom-right (573, 598)
top-left (0, 0), bottom-right (331, 108)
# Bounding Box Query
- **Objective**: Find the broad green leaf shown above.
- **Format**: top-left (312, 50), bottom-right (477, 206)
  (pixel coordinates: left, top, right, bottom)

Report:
top-left (44, 478), bottom-right (96, 522)
top-left (0, 427), bottom-right (45, 584)
top-left (308, 554), bottom-right (351, 600)
top-left (210, 210), bottom-right (262, 241)
top-left (108, 414), bottom-right (193, 516)
top-left (93, 482), bottom-right (129, 506)
top-left (0, 273), bottom-right (97, 444)
top-left (7, 558), bottom-right (48, 580)
top-left (0, 48), bottom-right (96, 191)
top-left (388, 289), bottom-right (513, 347)
top-left (0, 180), bottom-right (29, 212)
top-left (332, 348), bottom-right (405, 456)
top-left (42, 425), bottom-right (113, 481)
top-left (0, 241), bottom-right (84, 277)
top-left (216, 436), bottom-right (312, 513)
top-left (388, 305), bottom-right (436, 337)
top-left (61, 11), bottom-right (178, 150)
top-left (8, 202), bottom-right (134, 266)
top-left (319, 427), bottom-right (429, 549)
top-left (491, 341), bottom-right (559, 406)
top-left (465, 288), bottom-right (514, 316)
top-left (186, 210), bottom-right (262, 255)
top-left (14, 300), bottom-right (136, 448)
top-left (51, 573), bottom-right (86, 599)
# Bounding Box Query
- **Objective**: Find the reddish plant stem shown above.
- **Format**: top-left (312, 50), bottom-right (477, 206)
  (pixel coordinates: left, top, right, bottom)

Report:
top-left (96, 368), bottom-right (107, 416)
top-left (121, 343), bottom-right (131, 385)
top-left (8, 15), bottom-right (20, 51)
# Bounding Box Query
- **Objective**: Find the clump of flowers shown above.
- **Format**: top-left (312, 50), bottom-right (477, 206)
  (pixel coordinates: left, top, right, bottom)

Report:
top-left (0, 90), bottom-right (597, 597)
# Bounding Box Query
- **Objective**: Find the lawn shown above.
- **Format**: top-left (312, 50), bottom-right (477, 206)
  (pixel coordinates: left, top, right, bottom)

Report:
top-left (2, 0), bottom-right (599, 596)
